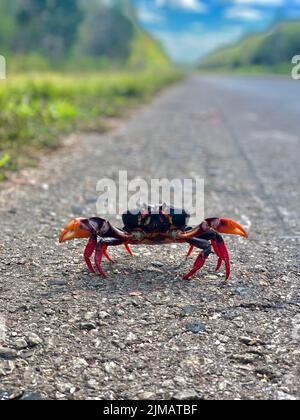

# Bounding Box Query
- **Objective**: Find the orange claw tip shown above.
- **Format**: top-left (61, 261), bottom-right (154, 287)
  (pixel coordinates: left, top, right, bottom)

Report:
top-left (218, 218), bottom-right (248, 238)
top-left (59, 218), bottom-right (90, 243)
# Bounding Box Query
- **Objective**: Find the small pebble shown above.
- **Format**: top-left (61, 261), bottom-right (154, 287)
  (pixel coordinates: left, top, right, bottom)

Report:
top-left (185, 323), bottom-right (206, 334)
top-left (13, 339), bottom-right (28, 350)
top-left (26, 333), bottom-right (43, 347)
top-left (80, 322), bottom-right (97, 331)
top-left (73, 358), bottom-right (88, 369)
top-left (0, 347), bottom-right (17, 360)
top-left (47, 279), bottom-right (68, 287)
top-left (104, 362), bottom-right (117, 374)
top-left (173, 389), bottom-right (202, 400)
top-left (98, 311), bottom-right (110, 320)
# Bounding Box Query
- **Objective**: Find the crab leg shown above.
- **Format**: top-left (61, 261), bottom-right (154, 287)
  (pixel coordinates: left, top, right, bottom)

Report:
top-left (124, 244), bottom-right (134, 257)
top-left (84, 236), bottom-right (97, 274)
top-left (186, 245), bottom-right (194, 258)
top-left (95, 240), bottom-right (107, 277)
top-left (102, 245), bottom-right (114, 263)
top-left (183, 232), bottom-right (232, 280)
top-left (101, 238), bottom-right (133, 262)
top-left (211, 239), bottom-right (222, 272)
top-left (183, 238), bottom-right (212, 280)
top-left (212, 237), bottom-right (231, 280)
top-left (211, 236), bottom-right (230, 280)
top-left (183, 254), bottom-right (208, 280)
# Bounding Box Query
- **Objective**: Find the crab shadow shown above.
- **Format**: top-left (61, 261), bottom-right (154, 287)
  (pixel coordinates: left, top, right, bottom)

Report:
top-left (45, 259), bottom-right (237, 303)
top-left (42, 243), bottom-right (252, 302)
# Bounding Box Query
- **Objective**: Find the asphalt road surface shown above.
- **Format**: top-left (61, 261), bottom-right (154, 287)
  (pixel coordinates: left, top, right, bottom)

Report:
top-left (0, 75), bottom-right (299, 400)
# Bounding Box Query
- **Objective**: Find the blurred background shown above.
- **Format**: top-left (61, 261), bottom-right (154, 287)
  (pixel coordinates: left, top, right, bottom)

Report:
top-left (0, 0), bottom-right (299, 179)
top-left (137, 0), bottom-right (300, 70)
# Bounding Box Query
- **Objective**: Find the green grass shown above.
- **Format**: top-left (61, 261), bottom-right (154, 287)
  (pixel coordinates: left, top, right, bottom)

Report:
top-left (0, 70), bottom-right (181, 179)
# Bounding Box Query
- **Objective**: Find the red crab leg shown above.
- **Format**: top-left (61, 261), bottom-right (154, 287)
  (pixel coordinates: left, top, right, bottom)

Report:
top-left (124, 243), bottom-right (134, 257)
top-left (211, 240), bottom-right (222, 272)
top-left (84, 236), bottom-right (97, 274)
top-left (102, 245), bottom-right (114, 263)
top-left (212, 238), bottom-right (231, 280)
top-left (95, 242), bottom-right (107, 277)
top-left (186, 245), bottom-right (194, 258)
top-left (183, 254), bottom-right (208, 280)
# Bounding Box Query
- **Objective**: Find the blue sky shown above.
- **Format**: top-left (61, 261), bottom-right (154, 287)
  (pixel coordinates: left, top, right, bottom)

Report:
top-left (134, 0), bottom-right (300, 63)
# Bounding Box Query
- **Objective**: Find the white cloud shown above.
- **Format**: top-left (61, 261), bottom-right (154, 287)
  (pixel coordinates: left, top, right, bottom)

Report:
top-left (225, 6), bottom-right (264, 20)
top-left (137, 5), bottom-right (165, 23)
top-left (152, 25), bottom-right (244, 63)
top-left (232, 0), bottom-right (284, 5)
top-left (155, 0), bottom-right (207, 13)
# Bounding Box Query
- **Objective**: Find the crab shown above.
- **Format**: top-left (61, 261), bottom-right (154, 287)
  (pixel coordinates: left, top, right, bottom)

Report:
top-left (59, 204), bottom-right (248, 280)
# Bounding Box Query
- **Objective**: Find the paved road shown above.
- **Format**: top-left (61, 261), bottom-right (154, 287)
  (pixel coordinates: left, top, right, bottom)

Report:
top-left (0, 76), bottom-right (299, 400)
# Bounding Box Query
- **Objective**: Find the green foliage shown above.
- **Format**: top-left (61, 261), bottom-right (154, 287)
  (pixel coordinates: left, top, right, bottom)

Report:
top-left (0, 153), bottom-right (10, 180)
top-left (0, 0), bottom-right (171, 71)
top-left (0, 70), bottom-right (181, 178)
top-left (129, 30), bottom-right (171, 71)
top-left (0, 0), bottom-right (136, 64)
top-left (0, 1), bottom-right (17, 51)
top-left (78, 4), bottom-right (134, 60)
top-left (200, 20), bottom-right (300, 74)
top-left (0, 0), bottom-right (178, 180)
top-left (14, 0), bottom-right (82, 59)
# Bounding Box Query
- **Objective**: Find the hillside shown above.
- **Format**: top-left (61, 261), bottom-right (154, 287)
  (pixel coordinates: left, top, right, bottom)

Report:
top-left (0, 1), bottom-right (178, 178)
top-left (0, 0), bottom-right (171, 72)
top-left (199, 20), bottom-right (300, 73)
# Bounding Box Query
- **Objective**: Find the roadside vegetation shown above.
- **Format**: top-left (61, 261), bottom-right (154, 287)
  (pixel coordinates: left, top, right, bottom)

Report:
top-left (199, 20), bottom-right (300, 75)
top-left (0, 0), bottom-right (180, 179)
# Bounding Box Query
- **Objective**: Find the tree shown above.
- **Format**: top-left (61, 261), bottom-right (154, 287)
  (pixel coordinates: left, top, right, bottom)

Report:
top-left (0, 0), bottom-right (17, 52)
top-left (78, 3), bottom-right (134, 60)
top-left (14, 0), bottom-right (83, 59)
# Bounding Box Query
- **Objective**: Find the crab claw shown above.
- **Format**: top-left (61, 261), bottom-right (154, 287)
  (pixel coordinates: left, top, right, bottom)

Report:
top-left (215, 218), bottom-right (248, 238)
top-left (59, 218), bottom-right (91, 243)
